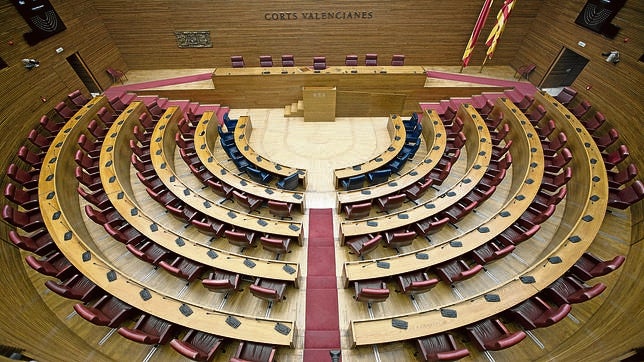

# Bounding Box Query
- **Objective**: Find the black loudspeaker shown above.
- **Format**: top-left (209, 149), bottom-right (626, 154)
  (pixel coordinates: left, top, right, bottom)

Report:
top-left (11, 0), bottom-right (66, 45)
top-left (575, 0), bottom-right (626, 38)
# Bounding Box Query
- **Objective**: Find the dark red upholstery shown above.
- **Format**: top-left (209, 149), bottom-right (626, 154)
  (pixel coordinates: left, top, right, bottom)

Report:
top-left (117, 314), bottom-right (178, 345)
top-left (506, 296), bottom-right (571, 330)
top-left (202, 270), bottom-right (241, 293)
top-left (345, 234), bottom-right (382, 257)
top-left (354, 279), bottom-right (389, 303)
top-left (396, 271), bottom-right (439, 295)
top-left (231, 341), bottom-right (276, 362)
top-left (570, 252), bottom-right (626, 281)
top-left (465, 318), bottom-right (526, 351)
top-left (74, 295), bottom-right (136, 328)
top-left (542, 276), bottom-right (607, 304)
top-left (434, 259), bottom-right (483, 284)
top-left (249, 278), bottom-right (287, 302)
top-left (169, 329), bottom-right (224, 361)
top-left (415, 333), bottom-right (470, 361)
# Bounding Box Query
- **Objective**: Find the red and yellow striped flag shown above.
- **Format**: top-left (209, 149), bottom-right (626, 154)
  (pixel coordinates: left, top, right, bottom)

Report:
top-left (485, 0), bottom-right (517, 59)
top-left (462, 0), bottom-right (495, 68)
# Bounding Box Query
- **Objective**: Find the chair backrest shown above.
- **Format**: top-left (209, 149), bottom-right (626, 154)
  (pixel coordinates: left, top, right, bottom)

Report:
top-left (276, 172), bottom-right (299, 190)
top-left (54, 101), bottom-right (74, 120)
top-left (224, 229), bottom-right (255, 247)
top-left (391, 54), bottom-right (405, 66)
top-left (27, 129), bottom-right (51, 150)
top-left (345, 54), bottom-right (358, 66)
top-left (365, 53), bottom-right (378, 66)
top-left (281, 54), bottom-right (294, 67)
top-left (202, 270), bottom-right (240, 293)
top-left (343, 174), bottom-right (365, 190)
top-left (259, 55), bottom-right (273, 67)
top-left (368, 168), bottom-right (391, 185)
top-left (465, 318), bottom-right (527, 351)
top-left (230, 55), bottom-right (244, 68)
top-left (118, 314), bottom-right (177, 345)
top-left (234, 341), bottom-right (276, 362)
top-left (554, 86), bottom-right (577, 105)
top-left (249, 279), bottom-right (286, 302)
top-left (385, 229), bottom-right (417, 248)
top-left (345, 202), bottom-right (372, 220)
top-left (39, 115), bottom-right (62, 134)
top-left (354, 281), bottom-right (389, 303)
top-left (609, 180), bottom-right (644, 209)
top-left (170, 329), bottom-right (224, 361)
top-left (416, 333), bottom-right (470, 361)
top-left (381, 193), bottom-right (406, 210)
top-left (313, 56), bottom-right (326, 70)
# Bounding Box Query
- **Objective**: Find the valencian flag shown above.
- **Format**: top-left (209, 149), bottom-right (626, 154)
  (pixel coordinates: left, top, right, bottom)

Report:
top-left (462, 0), bottom-right (494, 68)
top-left (485, 0), bottom-right (517, 59)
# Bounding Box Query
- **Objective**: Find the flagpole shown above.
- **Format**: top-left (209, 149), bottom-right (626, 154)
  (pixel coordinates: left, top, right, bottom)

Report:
top-left (480, 55), bottom-right (490, 73)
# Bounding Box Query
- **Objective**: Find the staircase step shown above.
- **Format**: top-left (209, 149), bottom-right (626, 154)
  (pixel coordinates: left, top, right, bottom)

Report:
top-left (297, 100), bottom-right (304, 111)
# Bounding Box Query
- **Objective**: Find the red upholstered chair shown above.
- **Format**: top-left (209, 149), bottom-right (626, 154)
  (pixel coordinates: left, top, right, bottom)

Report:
top-left (592, 128), bottom-right (619, 152)
top-left (581, 111), bottom-right (606, 134)
top-left (259, 55), bottom-right (273, 67)
top-left (495, 219), bottom-right (541, 246)
top-left (343, 201), bottom-right (372, 220)
top-left (7, 163), bottom-right (39, 190)
top-left (117, 314), bottom-right (179, 345)
top-left (104, 223), bottom-right (146, 245)
top-left (126, 240), bottom-right (171, 266)
top-left (491, 139), bottom-right (513, 161)
top-left (428, 161), bottom-right (452, 186)
top-left (74, 149), bottom-right (100, 175)
top-left (345, 54), bottom-right (358, 66)
top-left (542, 132), bottom-right (568, 157)
top-left (39, 114), bottom-right (63, 135)
top-left (471, 240), bottom-right (515, 265)
top-left (230, 341), bottom-right (276, 362)
top-left (77, 134), bottom-right (100, 159)
top-left (391, 54), bottom-right (405, 66)
top-left (490, 122), bottom-right (510, 145)
top-left (109, 95), bottom-right (129, 112)
top-left (45, 273), bottom-right (102, 302)
top-left (77, 187), bottom-right (111, 210)
top-left (462, 184), bottom-right (496, 206)
top-left (170, 329), bottom-right (224, 362)
top-left (232, 190), bottom-right (264, 213)
top-left (396, 271), bottom-right (439, 295)
top-left (206, 179), bottom-right (234, 203)
top-left (506, 296), bottom-right (571, 330)
top-left (190, 214), bottom-right (228, 239)
top-left (68, 89), bottom-right (90, 109)
top-left (476, 99), bottom-right (495, 119)
top-left (84, 205), bottom-right (124, 227)
top-left (267, 200), bottom-right (294, 219)
top-left (603, 144), bottom-right (629, 170)
top-left (106, 67), bottom-right (127, 84)
top-left (27, 129), bottom-right (52, 151)
top-left (375, 193), bottom-right (407, 213)
top-left (404, 177), bottom-right (434, 201)
top-left (2, 204), bottom-right (44, 233)
top-left (260, 235), bottom-right (292, 255)
top-left (17, 145), bottom-right (43, 170)
top-left (413, 216), bottom-right (450, 241)
top-left (224, 228), bottom-right (259, 248)
top-left (345, 234), bottom-right (382, 257)
top-left (249, 278), bottom-right (287, 302)
top-left (464, 318), bottom-right (526, 351)
top-left (520, 202), bottom-right (557, 227)
top-left (365, 53), bottom-right (378, 66)
top-left (526, 104), bottom-right (546, 126)
top-left (532, 187), bottom-right (568, 209)
top-left (54, 101), bottom-right (75, 121)
top-left (536, 119), bottom-right (556, 142)
top-left (607, 163), bottom-right (638, 189)
top-left (202, 270), bottom-right (241, 293)
top-left (554, 87), bottom-right (577, 106)
top-left (542, 276), bottom-right (606, 305)
top-left (446, 115), bottom-right (465, 134)
top-left (4, 182), bottom-right (39, 211)
top-left (25, 251), bottom-right (74, 279)
top-left (608, 180), bottom-right (644, 209)
top-left (440, 199), bottom-right (478, 224)
top-left (230, 55), bottom-right (245, 68)
top-left (87, 119), bottom-right (107, 141)
top-left (354, 279), bottom-right (390, 303)
top-left (159, 256), bottom-right (207, 283)
top-left (570, 252), bottom-right (626, 281)
top-left (281, 54), bottom-right (294, 67)
top-left (313, 56), bottom-right (326, 70)
top-left (569, 99), bottom-right (592, 118)
top-left (8, 229), bottom-right (55, 256)
top-left (147, 100), bottom-right (165, 119)
top-left (515, 63), bottom-right (536, 80)
top-left (383, 228), bottom-right (417, 249)
top-left (541, 166), bottom-right (573, 192)
top-left (97, 106), bottom-right (116, 126)
top-left (544, 148), bottom-right (573, 174)
top-left (415, 333), bottom-right (470, 362)
top-left (73, 295), bottom-right (136, 328)
top-left (434, 258), bottom-right (483, 284)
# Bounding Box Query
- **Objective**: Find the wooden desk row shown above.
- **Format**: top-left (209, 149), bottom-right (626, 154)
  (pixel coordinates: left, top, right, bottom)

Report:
top-left (339, 104), bottom-right (492, 242)
top-left (348, 93), bottom-right (608, 347)
top-left (334, 114), bottom-right (407, 187)
top-left (233, 116), bottom-right (307, 187)
top-left (194, 112), bottom-right (307, 211)
top-left (335, 109), bottom-right (445, 210)
top-left (38, 99), bottom-right (296, 347)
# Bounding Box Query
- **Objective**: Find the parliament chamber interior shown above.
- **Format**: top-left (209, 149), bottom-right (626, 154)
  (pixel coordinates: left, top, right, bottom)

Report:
top-left (0, 1), bottom-right (642, 362)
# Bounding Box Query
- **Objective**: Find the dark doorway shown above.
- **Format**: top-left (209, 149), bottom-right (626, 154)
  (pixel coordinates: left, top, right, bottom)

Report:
top-left (540, 47), bottom-right (589, 88)
top-left (66, 52), bottom-right (102, 94)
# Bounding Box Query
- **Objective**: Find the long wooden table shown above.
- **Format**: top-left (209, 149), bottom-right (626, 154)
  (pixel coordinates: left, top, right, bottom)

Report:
top-left (348, 93), bottom-right (608, 347)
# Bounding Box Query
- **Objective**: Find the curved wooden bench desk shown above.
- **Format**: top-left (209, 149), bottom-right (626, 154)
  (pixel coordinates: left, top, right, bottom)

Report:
top-left (39, 101), bottom-right (296, 347)
top-left (101, 104), bottom-right (301, 285)
top-left (233, 116), bottom-right (307, 187)
top-left (348, 93), bottom-right (608, 348)
top-left (342, 97), bottom-right (544, 284)
top-left (336, 109), bottom-right (446, 211)
top-left (149, 107), bottom-right (304, 244)
top-left (339, 104), bottom-right (492, 243)
top-left (195, 112), bottom-right (306, 211)
top-left (333, 114), bottom-right (407, 187)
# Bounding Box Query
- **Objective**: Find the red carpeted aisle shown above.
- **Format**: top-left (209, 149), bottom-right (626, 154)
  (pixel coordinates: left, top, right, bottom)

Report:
top-left (304, 209), bottom-right (341, 361)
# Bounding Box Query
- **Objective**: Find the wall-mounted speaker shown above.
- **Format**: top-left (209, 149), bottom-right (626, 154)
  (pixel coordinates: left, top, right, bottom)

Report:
top-left (11, 0), bottom-right (66, 45)
top-left (575, 0), bottom-right (626, 39)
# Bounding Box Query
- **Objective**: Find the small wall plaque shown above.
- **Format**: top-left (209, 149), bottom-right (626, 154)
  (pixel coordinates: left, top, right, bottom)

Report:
top-left (175, 31), bottom-right (212, 48)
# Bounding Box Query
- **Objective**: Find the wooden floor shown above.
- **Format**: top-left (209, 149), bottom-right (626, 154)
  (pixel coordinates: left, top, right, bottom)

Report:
top-left (23, 67), bottom-right (633, 362)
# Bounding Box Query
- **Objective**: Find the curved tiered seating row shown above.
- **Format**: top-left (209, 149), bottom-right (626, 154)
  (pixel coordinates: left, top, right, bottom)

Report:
top-left (36, 99), bottom-right (296, 347)
top-left (102, 104), bottom-right (301, 286)
top-left (233, 116), bottom-right (307, 188)
top-left (347, 91), bottom-right (608, 347)
top-left (333, 114), bottom-right (407, 188)
top-left (194, 111), bottom-right (307, 211)
top-left (339, 103), bottom-right (492, 243)
top-left (336, 109), bottom-right (447, 211)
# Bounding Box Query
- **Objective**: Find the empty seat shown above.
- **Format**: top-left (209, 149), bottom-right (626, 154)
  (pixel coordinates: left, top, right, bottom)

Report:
top-left (97, 106), bottom-right (116, 126)
top-left (106, 67), bottom-right (127, 84)
top-left (190, 215), bottom-right (228, 239)
top-left (544, 148), bottom-right (573, 174)
top-left (87, 119), bottom-right (107, 141)
top-left (464, 318), bottom-right (526, 351)
top-left (39, 114), bottom-right (63, 135)
top-left (490, 123), bottom-right (511, 145)
top-left (354, 279), bottom-right (389, 303)
top-left (541, 166), bottom-right (573, 192)
top-left (415, 333), bottom-right (470, 362)
top-left (554, 87), bottom-right (577, 106)
top-left (536, 119), bottom-right (556, 141)
top-left (230, 55), bottom-right (244, 68)
top-left (2, 204), bottom-right (44, 233)
top-left (313, 56), bottom-right (326, 70)
top-left (117, 314), bottom-right (178, 345)
top-left (343, 201), bottom-right (372, 220)
top-left (383, 228), bottom-right (417, 249)
top-left (77, 134), bottom-right (101, 159)
top-left (434, 258), bottom-right (483, 284)
top-left (17, 146), bottom-right (43, 170)
top-left (25, 251), bottom-right (74, 279)
top-left (77, 187), bottom-right (111, 210)
top-left (249, 278), bottom-right (287, 302)
top-left (569, 99), bottom-right (592, 118)
top-left (8, 229), bottom-right (55, 256)
top-left (159, 256), bottom-right (207, 282)
top-left (223, 112), bottom-right (238, 130)
top-left (607, 163), bottom-right (638, 189)
top-left (367, 168), bottom-right (391, 185)
top-left (375, 193), bottom-right (406, 213)
top-left (206, 179), bottom-right (234, 203)
top-left (104, 223), bottom-right (146, 245)
top-left (365, 53), bottom-right (378, 66)
top-left (267, 200), bottom-right (294, 219)
top-left (592, 128), bottom-right (619, 152)
top-left (526, 104), bottom-right (546, 126)
top-left (495, 219), bottom-right (541, 246)
top-left (230, 341), bottom-right (276, 362)
top-left (45, 273), bottom-right (102, 302)
top-left (570, 252), bottom-right (626, 281)
top-left (428, 162), bottom-right (452, 186)
top-left (27, 129), bottom-right (52, 151)
top-left (345, 54), bottom-right (358, 66)
top-left (259, 55), bottom-right (273, 67)
top-left (603, 144), bottom-right (629, 170)
top-left (462, 183), bottom-right (497, 206)
top-left (542, 275), bottom-right (607, 305)
top-left (126, 240), bottom-right (171, 265)
top-left (246, 166), bottom-right (274, 184)
top-left (515, 63), bottom-right (536, 80)
top-left (440, 199), bottom-right (478, 224)
top-left (581, 111), bottom-right (606, 133)
top-left (532, 187), bottom-right (568, 208)
top-left (54, 101), bottom-right (75, 121)
top-left (404, 178), bottom-right (433, 201)
top-left (471, 240), bottom-right (515, 264)
top-left (4, 182), bottom-right (39, 211)
top-left (260, 235), bottom-right (292, 255)
top-left (391, 54), bottom-right (405, 66)
top-left (345, 234), bottom-right (382, 257)
top-left (276, 172), bottom-right (299, 190)
top-left (396, 271), bottom-right (439, 295)
top-left (232, 190), bottom-right (264, 213)
top-left (224, 228), bottom-right (259, 248)
top-left (281, 54), bottom-right (294, 67)
top-left (608, 180), bottom-right (644, 209)
top-left (341, 174), bottom-right (365, 190)
top-left (68, 89), bottom-right (90, 109)
top-left (73, 295), bottom-right (136, 328)
top-left (170, 329), bottom-right (224, 362)
top-left (7, 163), bottom-right (39, 190)
top-left (412, 216), bottom-right (450, 237)
top-left (506, 296), bottom-right (571, 330)
top-left (202, 270), bottom-right (241, 293)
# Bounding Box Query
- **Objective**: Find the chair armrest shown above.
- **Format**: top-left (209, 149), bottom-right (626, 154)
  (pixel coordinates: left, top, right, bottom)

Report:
top-left (486, 331), bottom-right (526, 350)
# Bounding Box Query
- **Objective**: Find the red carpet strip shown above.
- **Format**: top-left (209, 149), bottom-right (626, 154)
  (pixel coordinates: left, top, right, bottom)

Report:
top-left (304, 209), bottom-right (341, 361)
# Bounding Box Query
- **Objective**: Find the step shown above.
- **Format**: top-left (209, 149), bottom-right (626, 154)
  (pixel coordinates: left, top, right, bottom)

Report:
top-left (297, 100), bottom-right (304, 111)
